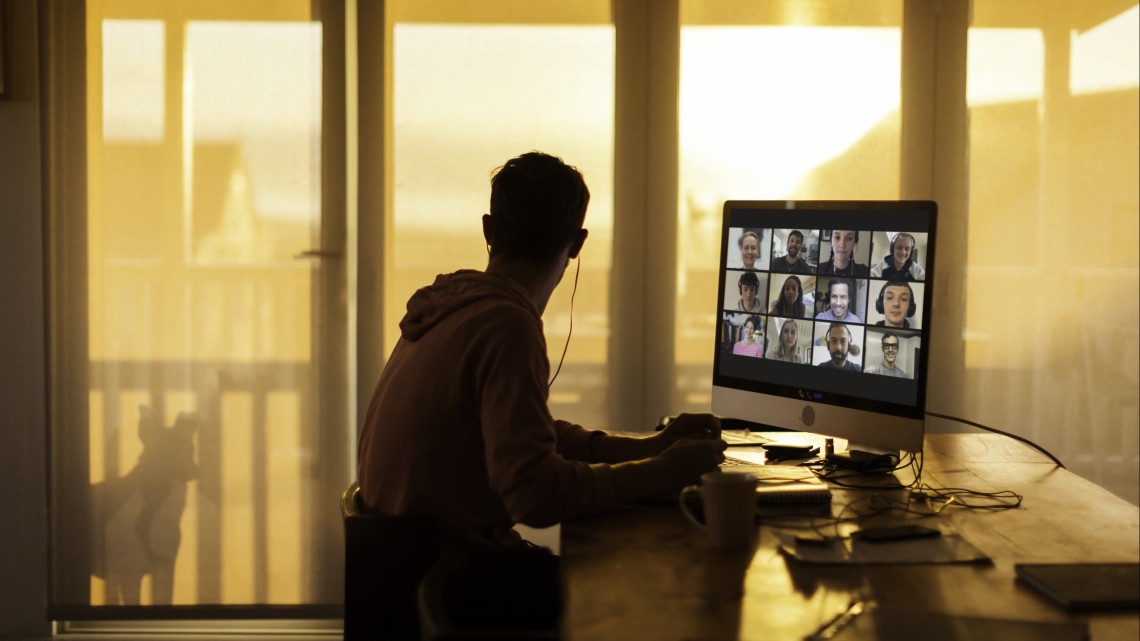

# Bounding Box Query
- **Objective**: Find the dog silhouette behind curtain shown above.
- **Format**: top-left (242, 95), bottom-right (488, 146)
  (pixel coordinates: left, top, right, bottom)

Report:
top-left (91, 405), bottom-right (199, 605)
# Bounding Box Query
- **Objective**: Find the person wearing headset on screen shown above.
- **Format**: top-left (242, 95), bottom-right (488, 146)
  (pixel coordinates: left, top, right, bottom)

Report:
top-left (817, 323), bottom-right (861, 371)
top-left (732, 316), bottom-right (763, 357)
top-left (865, 332), bottom-right (909, 378)
top-left (873, 281), bottom-right (916, 329)
top-left (738, 230), bottom-right (761, 270)
top-left (769, 275), bottom-right (807, 318)
top-left (770, 229), bottom-right (814, 274)
top-left (815, 278), bottom-right (862, 323)
top-left (736, 271), bottom-right (764, 314)
top-left (817, 229), bottom-right (869, 278)
top-left (870, 232), bottom-right (925, 280)
top-left (769, 318), bottom-right (803, 363)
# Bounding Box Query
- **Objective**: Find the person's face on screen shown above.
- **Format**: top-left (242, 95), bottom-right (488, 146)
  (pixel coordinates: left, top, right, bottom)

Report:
top-left (741, 284), bottom-right (757, 308)
top-left (826, 327), bottom-right (850, 365)
top-left (782, 278), bottom-right (799, 305)
top-left (831, 230), bottom-right (856, 266)
top-left (741, 319), bottom-right (755, 343)
top-left (786, 233), bottom-right (802, 259)
top-left (882, 336), bottom-right (900, 366)
top-left (883, 284), bottom-right (911, 326)
top-left (740, 234), bottom-right (759, 268)
top-left (781, 321), bottom-right (797, 347)
top-left (829, 283), bottom-right (850, 319)
top-left (892, 235), bottom-right (914, 268)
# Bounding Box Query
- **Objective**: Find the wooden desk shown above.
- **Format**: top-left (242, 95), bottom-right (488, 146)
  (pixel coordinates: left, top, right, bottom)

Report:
top-left (560, 434), bottom-right (1140, 640)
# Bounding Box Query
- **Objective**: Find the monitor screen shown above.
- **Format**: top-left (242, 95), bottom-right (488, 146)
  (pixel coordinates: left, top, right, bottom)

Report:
top-left (711, 200), bottom-right (937, 453)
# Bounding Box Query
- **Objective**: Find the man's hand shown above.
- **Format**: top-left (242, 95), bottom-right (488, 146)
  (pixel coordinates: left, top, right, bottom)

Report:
top-left (656, 437), bottom-right (727, 490)
top-left (606, 425), bottom-right (727, 504)
top-left (649, 413), bottom-right (722, 456)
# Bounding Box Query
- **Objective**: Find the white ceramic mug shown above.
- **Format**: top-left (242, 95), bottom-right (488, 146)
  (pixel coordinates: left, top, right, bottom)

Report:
top-left (680, 471), bottom-right (759, 548)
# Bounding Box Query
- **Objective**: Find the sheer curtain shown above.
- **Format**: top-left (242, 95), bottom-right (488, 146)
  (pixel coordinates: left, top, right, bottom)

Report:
top-left (959, 1), bottom-right (1139, 503)
top-left (668, 0), bottom-right (1138, 505)
top-left (41, 0), bottom-right (1138, 626)
top-left (385, 0), bottom-right (615, 430)
top-left (674, 0), bottom-right (904, 411)
top-left (49, 0), bottom-right (349, 615)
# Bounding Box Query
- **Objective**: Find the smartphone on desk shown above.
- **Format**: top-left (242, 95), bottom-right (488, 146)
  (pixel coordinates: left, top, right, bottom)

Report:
top-left (761, 442), bottom-right (818, 457)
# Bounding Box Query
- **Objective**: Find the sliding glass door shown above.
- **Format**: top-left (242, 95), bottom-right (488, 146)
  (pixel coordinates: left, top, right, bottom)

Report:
top-left (50, 0), bottom-right (349, 614)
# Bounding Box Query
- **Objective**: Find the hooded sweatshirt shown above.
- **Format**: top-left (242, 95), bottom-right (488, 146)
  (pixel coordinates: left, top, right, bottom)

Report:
top-left (358, 270), bottom-right (619, 548)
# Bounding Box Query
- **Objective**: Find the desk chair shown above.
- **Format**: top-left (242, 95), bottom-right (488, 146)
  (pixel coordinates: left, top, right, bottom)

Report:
top-left (341, 481), bottom-right (439, 641)
top-left (418, 546), bottom-right (561, 641)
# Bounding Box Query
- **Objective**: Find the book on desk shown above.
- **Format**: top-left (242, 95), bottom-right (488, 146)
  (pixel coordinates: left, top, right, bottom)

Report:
top-left (660, 461), bottom-right (831, 508)
top-left (750, 464), bottom-right (832, 504)
top-left (1015, 563), bottom-right (1140, 611)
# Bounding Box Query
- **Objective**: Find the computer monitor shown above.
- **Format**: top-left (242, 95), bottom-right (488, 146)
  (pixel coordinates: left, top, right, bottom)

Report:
top-left (711, 200), bottom-right (937, 456)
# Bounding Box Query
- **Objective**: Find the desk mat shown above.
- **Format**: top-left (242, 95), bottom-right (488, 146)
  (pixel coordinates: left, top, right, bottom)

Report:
top-left (775, 531), bottom-right (990, 565)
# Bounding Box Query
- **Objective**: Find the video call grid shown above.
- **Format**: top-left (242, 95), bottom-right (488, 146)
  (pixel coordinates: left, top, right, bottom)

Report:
top-left (720, 227), bottom-right (928, 380)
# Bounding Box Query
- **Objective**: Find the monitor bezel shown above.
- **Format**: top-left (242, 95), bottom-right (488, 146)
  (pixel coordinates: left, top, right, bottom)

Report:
top-left (710, 200), bottom-right (937, 453)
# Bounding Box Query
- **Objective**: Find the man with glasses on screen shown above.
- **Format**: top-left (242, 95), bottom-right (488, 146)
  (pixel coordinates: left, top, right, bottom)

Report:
top-left (358, 151), bottom-right (725, 553)
top-left (865, 332), bottom-right (909, 378)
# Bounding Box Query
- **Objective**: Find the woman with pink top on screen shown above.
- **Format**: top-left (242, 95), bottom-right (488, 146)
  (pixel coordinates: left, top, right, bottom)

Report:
top-left (732, 316), bottom-right (762, 357)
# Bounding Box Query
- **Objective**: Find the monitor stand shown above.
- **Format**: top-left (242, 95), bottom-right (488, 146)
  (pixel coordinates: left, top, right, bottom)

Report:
top-left (825, 440), bottom-right (900, 474)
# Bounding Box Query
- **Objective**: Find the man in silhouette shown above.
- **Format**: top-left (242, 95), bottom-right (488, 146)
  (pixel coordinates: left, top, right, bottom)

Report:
top-left (358, 151), bottom-right (725, 551)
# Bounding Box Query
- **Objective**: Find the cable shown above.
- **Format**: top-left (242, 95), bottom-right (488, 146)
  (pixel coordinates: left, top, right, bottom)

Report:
top-left (910, 483), bottom-right (1023, 510)
top-left (806, 447), bottom-right (1022, 513)
top-left (809, 451), bottom-right (920, 490)
top-left (547, 255), bottom-right (580, 388)
top-left (925, 411), bottom-right (1065, 469)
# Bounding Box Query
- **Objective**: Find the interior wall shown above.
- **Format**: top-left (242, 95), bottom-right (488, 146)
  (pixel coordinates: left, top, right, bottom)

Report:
top-left (0, 0), bottom-right (51, 637)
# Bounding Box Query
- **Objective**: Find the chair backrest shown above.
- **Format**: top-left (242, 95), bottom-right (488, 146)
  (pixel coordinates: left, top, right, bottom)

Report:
top-left (418, 547), bottom-right (561, 641)
top-left (342, 481), bottom-right (439, 641)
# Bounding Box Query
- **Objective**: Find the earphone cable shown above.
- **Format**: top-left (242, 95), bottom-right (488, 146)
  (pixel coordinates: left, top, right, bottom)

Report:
top-left (547, 256), bottom-right (580, 387)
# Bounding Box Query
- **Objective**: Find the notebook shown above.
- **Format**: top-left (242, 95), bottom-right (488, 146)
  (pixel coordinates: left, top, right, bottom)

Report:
top-left (721, 453), bottom-right (832, 504)
top-left (721, 430), bottom-right (772, 446)
top-left (650, 455), bottom-right (831, 506)
top-left (1015, 563), bottom-right (1140, 611)
top-left (749, 464), bottom-right (832, 504)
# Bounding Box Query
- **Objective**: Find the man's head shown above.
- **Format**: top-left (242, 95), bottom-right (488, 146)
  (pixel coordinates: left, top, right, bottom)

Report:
top-left (785, 230), bottom-right (804, 259)
top-left (827, 278), bottom-right (853, 319)
top-left (877, 281), bottom-right (915, 327)
top-left (738, 271), bottom-right (760, 307)
top-left (484, 152), bottom-right (590, 264)
top-left (891, 233), bottom-right (916, 268)
top-left (738, 231), bottom-right (760, 268)
top-left (825, 323), bottom-right (852, 366)
top-left (881, 332), bottom-right (900, 367)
